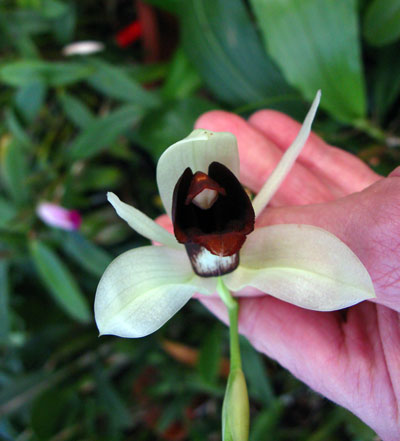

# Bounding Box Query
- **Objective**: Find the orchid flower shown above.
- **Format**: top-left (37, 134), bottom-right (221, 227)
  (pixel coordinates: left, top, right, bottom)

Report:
top-left (94, 91), bottom-right (375, 339)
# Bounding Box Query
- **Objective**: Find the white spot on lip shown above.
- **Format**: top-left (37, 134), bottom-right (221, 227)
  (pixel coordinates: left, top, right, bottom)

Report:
top-left (186, 245), bottom-right (239, 277)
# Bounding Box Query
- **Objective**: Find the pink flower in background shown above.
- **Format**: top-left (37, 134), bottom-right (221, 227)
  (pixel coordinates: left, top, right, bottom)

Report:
top-left (37, 202), bottom-right (82, 231)
top-left (115, 20), bottom-right (143, 48)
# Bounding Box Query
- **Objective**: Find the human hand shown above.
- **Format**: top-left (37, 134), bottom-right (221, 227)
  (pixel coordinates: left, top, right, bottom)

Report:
top-left (190, 109), bottom-right (400, 441)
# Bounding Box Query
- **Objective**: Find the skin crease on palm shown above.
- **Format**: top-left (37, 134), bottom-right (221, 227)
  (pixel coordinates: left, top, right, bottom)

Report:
top-left (156, 109), bottom-right (400, 441)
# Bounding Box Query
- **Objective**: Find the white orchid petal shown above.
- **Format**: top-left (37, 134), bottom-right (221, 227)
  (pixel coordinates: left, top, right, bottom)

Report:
top-left (252, 90), bottom-right (321, 217)
top-left (225, 224), bottom-right (375, 310)
top-left (156, 130), bottom-right (240, 217)
top-left (95, 246), bottom-right (213, 338)
top-left (107, 192), bottom-right (181, 249)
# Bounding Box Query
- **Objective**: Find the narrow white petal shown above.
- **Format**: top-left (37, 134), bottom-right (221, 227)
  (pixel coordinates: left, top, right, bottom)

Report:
top-left (156, 130), bottom-right (240, 217)
top-left (252, 90), bottom-right (321, 217)
top-left (95, 246), bottom-right (214, 338)
top-left (225, 224), bottom-right (375, 311)
top-left (108, 192), bottom-right (181, 249)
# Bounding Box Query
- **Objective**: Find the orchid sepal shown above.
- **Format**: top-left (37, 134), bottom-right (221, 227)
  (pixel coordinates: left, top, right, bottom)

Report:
top-left (107, 192), bottom-right (182, 249)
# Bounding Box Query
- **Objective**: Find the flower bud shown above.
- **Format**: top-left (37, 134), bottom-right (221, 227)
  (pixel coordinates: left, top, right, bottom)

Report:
top-left (37, 202), bottom-right (81, 231)
top-left (222, 369), bottom-right (249, 441)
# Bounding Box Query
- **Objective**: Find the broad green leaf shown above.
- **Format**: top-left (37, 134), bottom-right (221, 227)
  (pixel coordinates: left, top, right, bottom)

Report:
top-left (0, 138), bottom-right (30, 204)
top-left (364, 0), bottom-right (400, 46)
top-left (50, 3), bottom-right (76, 44)
top-left (0, 371), bottom-right (50, 413)
top-left (4, 108), bottom-right (32, 149)
top-left (94, 365), bottom-right (131, 429)
top-left (0, 10), bottom-right (49, 35)
top-left (62, 231), bottom-right (112, 278)
top-left (67, 104), bottom-right (143, 160)
top-left (0, 60), bottom-right (93, 87)
top-left (87, 59), bottom-right (160, 107)
top-left (341, 407), bottom-right (378, 440)
top-left (77, 166), bottom-right (122, 191)
top-left (136, 96), bottom-right (215, 160)
top-left (371, 43), bottom-right (400, 119)
top-left (197, 325), bottom-right (221, 385)
top-left (15, 80), bottom-right (46, 122)
top-left (0, 197), bottom-right (17, 228)
top-left (0, 261), bottom-right (10, 342)
top-left (250, 401), bottom-right (285, 441)
top-left (180, 0), bottom-right (295, 107)
top-left (251, 0), bottom-right (366, 122)
top-left (29, 240), bottom-right (91, 322)
top-left (58, 92), bottom-right (94, 129)
top-left (41, 0), bottom-right (69, 19)
top-left (241, 338), bottom-right (274, 406)
top-left (142, 0), bottom-right (181, 13)
top-left (31, 388), bottom-right (73, 440)
top-left (162, 48), bottom-right (202, 99)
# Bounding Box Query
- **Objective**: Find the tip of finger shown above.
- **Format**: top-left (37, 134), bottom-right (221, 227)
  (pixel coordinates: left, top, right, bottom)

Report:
top-left (249, 109), bottom-right (299, 136)
top-left (195, 110), bottom-right (245, 134)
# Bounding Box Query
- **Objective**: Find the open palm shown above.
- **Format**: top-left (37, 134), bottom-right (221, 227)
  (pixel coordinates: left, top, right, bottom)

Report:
top-left (190, 109), bottom-right (400, 441)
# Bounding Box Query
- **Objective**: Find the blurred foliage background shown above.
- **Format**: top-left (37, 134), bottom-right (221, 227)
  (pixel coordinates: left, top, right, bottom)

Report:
top-left (0, 0), bottom-right (398, 439)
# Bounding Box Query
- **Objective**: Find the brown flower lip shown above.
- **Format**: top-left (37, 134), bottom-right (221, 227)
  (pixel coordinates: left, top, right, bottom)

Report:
top-left (172, 161), bottom-right (255, 277)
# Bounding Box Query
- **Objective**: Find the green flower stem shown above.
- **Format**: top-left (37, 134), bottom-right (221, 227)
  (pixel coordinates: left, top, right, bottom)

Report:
top-left (217, 277), bottom-right (250, 441)
top-left (217, 277), bottom-right (242, 371)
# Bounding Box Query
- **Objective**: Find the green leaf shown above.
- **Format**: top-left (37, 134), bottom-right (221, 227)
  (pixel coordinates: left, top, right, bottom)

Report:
top-left (62, 231), bottom-right (112, 278)
top-left (67, 104), bottom-right (143, 160)
top-left (41, 0), bottom-right (69, 19)
top-left (0, 60), bottom-right (93, 87)
top-left (136, 96), bottom-right (215, 160)
top-left (0, 197), bottom-right (17, 228)
top-left (58, 92), bottom-right (94, 129)
top-left (180, 0), bottom-right (294, 107)
top-left (51, 4), bottom-right (76, 44)
top-left (241, 338), bottom-right (274, 406)
top-left (341, 407), bottom-right (378, 440)
top-left (31, 388), bottom-right (73, 440)
top-left (162, 48), bottom-right (202, 99)
top-left (87, 59), bottom-right (160, 107)
top-left (0, 10), bottom-right (49, 36)
top-left (79, 166), bottom-right (122, 190)
top-left (197, 325), bottom-right (221, 385)
top-left (5, 108), bottom-right (32, 149)
top-left (29, 240), bottom-right (91, 322)
top-left (363, 0), bottom-right (400, 46)
top-left (0, 138), bottom-right (30, 204)
top-left (0, 261), bottom-right (10, 343)
top-left (15, 80), bottom-right (47, 122)
top-left (0, 371), bottom-right (50, 412)
top-left (142, 0), bottom-right (181, 13)
top-left (94, 365), bottom-right (131, 429)
top-left (251, 0), bottom-right (366, 122)
top-left (250, 401), bottom-right (285, 441)
top-left (371, 43), bottom-right (400, 119)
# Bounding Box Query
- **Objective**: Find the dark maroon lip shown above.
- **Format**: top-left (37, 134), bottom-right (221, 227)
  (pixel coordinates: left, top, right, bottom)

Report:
top-left (172, 162), bottom-right (255, 257)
